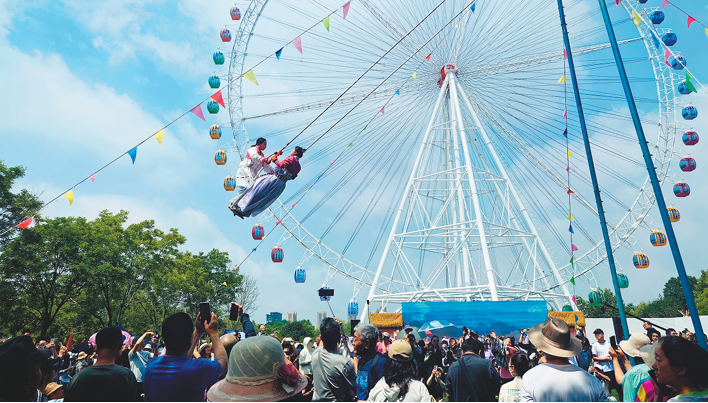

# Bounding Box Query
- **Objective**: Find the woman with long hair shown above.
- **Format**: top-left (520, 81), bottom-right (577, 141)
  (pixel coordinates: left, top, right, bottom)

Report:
top-left (652, 336), bottom-right (708, 402)
top-left (231, 146), bottom-right (304, 218)
top-left (498, 350), bottom-right (531, 402)
top-left (229, 138), bottom-right (273, 209)
top-left (368, 340), bottom-right (430, 402)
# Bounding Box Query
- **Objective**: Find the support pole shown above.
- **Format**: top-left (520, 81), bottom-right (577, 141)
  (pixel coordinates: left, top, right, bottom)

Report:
top-left (557, 0), bottom-right (630, 340)
top-left (596, 0), bottom-right (706, 348)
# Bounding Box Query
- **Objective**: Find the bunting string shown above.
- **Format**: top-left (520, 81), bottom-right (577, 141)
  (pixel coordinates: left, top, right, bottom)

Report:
top-left (562, 44), bottom-right (577, 302)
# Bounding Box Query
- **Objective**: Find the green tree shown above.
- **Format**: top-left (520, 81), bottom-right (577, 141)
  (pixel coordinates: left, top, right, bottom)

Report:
top-left (0, 161), bottom-right (43, 249)
top-left (0, 216), bottom-right (90, 339)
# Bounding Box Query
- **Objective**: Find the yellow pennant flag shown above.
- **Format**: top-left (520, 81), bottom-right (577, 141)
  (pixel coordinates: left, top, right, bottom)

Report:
top-left (632, 10), bottom-right (641, 27)
top-left (155, 129), bottom-right (164, 146)
top-left (63, 189), bottom-right (74, 206)
top-left (568, 213), bottom-right (574, 221)
top-left (558, 75), bottom-right (566, 84)
top-left (455, 23), bottom-right (459, 29)
top-left (322, 15), bottom-right (330, 31)
top-left (243, 70), bottom-right (259, 86)
top-left (567, 150), bottom-right (572, 159)
top-left (705, 27), bottom-right (708, 38)
top-left (412, 72), bottom-right (417, 79)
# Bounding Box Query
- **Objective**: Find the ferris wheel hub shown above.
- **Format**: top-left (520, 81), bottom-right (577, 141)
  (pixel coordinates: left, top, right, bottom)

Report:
top-left (437, 65), bottom-right (458, 87)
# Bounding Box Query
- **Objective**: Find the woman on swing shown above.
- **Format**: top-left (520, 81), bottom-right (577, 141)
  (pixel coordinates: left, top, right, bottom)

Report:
top-left (229, 145), bottom-right (304, 219)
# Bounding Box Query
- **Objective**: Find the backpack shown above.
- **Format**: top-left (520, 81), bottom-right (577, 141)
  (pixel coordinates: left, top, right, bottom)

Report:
top-left (576, 345), bottom-right (591, 371)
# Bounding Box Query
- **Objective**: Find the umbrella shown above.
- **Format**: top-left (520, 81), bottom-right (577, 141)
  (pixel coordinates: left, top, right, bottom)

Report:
top-left (396, 326), bottom-right (425, 341)
top-left (419, 320), bottom-right (463, 338)
top-left (89, 329), bottom-right (132, 349)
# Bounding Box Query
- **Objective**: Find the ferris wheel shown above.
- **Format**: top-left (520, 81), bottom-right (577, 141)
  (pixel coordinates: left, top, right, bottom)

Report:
top-left (207, 0), bottom-right (700, 316)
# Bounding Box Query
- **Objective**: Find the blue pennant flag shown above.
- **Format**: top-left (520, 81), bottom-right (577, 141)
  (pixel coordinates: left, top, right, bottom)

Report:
top-left (275, 48), bottom-right (283, 60)
top-left (563, 129), bottom-right (568, 138)
top-left (651, 31), bottom-right (661, 49)
top-left (569, 223), bottom-right (574, 234)
top-left (471, 3), bottom-right (476, 12)
top-left (396, 89), bottom-right (400, 95)
top-left (252, 247), bottom-right (257, 252)
top-left (127, 147), bottom-right (137, 164)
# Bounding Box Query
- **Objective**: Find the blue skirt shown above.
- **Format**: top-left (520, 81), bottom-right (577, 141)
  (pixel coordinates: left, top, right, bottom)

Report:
top-left (235, 166), bottom-right (291, 217)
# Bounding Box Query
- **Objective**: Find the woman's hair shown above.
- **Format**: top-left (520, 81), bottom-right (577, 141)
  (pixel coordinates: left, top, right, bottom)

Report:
top-left (251, 137), bottom-right (267, 148)
top-left (382, 358), bottom-right (417, 397)
top-left (658, 336), bottom-right (708, 387)
top-left (294, 146), bottom-right (305, 158)
top-left (445, 350), bottom-right (456, 364)
top-left (510, 350), bottom-right (531, 378)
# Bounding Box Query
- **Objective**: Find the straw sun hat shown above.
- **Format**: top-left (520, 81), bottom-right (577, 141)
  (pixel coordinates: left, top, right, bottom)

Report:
top-left (528, 317), bottom-right (582, 358)
top-left (207, 336), bottom-right (307, 402)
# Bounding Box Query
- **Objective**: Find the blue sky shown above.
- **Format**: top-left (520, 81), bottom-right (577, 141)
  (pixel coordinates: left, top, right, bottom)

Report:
top-left (2, 0), bottom-right (708, 327)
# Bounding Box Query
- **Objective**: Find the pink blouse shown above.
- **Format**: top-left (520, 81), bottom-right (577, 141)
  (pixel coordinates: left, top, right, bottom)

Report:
top-left (275, 156), bottom-right (301, 179)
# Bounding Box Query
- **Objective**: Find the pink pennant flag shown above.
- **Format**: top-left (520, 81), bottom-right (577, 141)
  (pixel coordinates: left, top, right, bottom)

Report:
top-left (571, 244), bottom-right (579, 252)
top-left (190, 105), bottom-right (205, 121)
top-left (564, 49), bottom-right (567, 59)
top-left (89, 173), bottom-right (97, 183)
top-left (342, 2), bottom-right (350, 19)
top-left (662, 0), bottom-right (670, 9)
top-left (566, 166), bottom-right (570, 172)
top-left (665, 48), bottom-right (671, 67)
top-left (426, 53), bottom-right (431, 61)
top-left (292, 203), bottom-right (297, 207)
top-left (380, 106), bottom-right (385, 114)
top-left (211, 90), bottom-right (225, 108)
top-left (563, 109), bottom-right (567, 119)
top-left (293, 37), bottom-right (303, 54)
top-left (615, 0), bottom-right (619, 5)
top-left (439, 39), bottom-right (444, 45)
top-left (332, 158), bottom-right (337, 163)
top-left (572, 295), bottom-right (577, 304)
top-left (276, 220), bottom-right (282, 226)
top-left (688, 16), bottom-right (697, 28)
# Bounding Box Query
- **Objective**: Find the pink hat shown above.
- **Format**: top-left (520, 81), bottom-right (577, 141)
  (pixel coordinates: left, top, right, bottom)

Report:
top-left (207, 336), bottom-right (307, 402)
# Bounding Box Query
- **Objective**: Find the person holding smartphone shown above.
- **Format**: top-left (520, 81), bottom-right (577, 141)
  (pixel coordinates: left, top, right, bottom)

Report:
top-left (592, 328), bottom-right (621, 399)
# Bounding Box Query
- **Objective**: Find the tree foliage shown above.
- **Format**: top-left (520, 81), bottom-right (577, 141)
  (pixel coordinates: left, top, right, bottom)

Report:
top-left (0, 161), bottom-right (42, 249)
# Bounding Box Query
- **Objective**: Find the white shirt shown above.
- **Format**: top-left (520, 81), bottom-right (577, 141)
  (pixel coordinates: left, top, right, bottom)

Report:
top-left (591, 340), bottom-right (614, 372)
top-left (499, 376), bottom-right (523, 402)
top-left (367, 378), bottom-right (430, 402)
top-left (521, 363), bottom-right (608, 402)
top-left (235, 146), bottom-right (273, 188)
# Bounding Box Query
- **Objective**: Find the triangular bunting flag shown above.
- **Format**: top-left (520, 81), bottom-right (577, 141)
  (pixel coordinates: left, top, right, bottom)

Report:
top-left (471, 3), bottom-right (475, 11)
top-left (567, 150), bottom-right (572, 159)
top-left (190, 105), bottom-right (206, 121)
top-left (652, 31), bottom-right (661, 48)
top-left (662, 0), bottom-right (670, 9)
top-left (685, 79), bottom-right (698, 93)
top-left (127, 147), bottom-right (137, 164)
top-left (566, 167), bottom-right (570, 172)
top-left (570, 257), bottom-right (574, 265)
top-left (569, 223), bottom-right (574, 234)
top-left (705, 27), bottom-right (708, 38)
top-left (63, 190), bottom-right (74, 206)
top-left (380, 106), bottom-right (385, 114)
top-left (633, 10), bottom-right (641, 27)
top-left (363, 126), bottom-right (367, 130)
top-left (17, 217), bottom-right (33, 229)
top-left (615, 0), bottom-right (619, 5)
top-left (212, 90), bottom-right (225, 107)
top-left (572, 244), bottom-right (579, 252)
top-left (665, 48), bottom-right (671, 67)
top-left (322, 16), bottom-right (330, 31)
top-left (455, 23), bottom-right (459, 29)
top-left (567, 189), bottom-right (574, 195)
top-left (688, 16), bottom-right (696, 28)
top-left (558, 75), bottom-right (566, 84)
top-left (275, 48), bottom-right (283, 59)
top-left (293, 37), bottom-right (303, 54)
top-left (243, 70), bottom-right (259, 86)
top-left (292, 203), bottom-right (297, 207)
top-left (568, 213), bottom-right (574, 221)
top-left (252, 248), bottom-right (257, 252)
top-left (570, 276), bottom-right (576, 285)
top-left (342, 2), bottom-right (350, 19)
top-left (687, 71), bottom-right (693, 81)
top-left (155, 129), bottom-right (164, 146)
top-left (563, 128), bottom-right (568, 138)
top-left (426, 53), bottom-right (431, 61)
top-left (348, 142), bottom-right (353, 147)
top-left (332, 158), bottom-right (337, 164)
top-left (563, 109), bottom-right (568, 119)
top-left (564, 49), bottom-right (567, 59)
top-left (572, 295), bottom-right (577, 304)
top-left (412, 72), bottom-right (417, 79)
top-left (276, 221), bottom-right (281, 226)
top-left (89, 172), bottom-right (97, 182)
top-left (575, 314), bottom-right (579, 322)
top-left (395, 89), bottom-right (400, 95)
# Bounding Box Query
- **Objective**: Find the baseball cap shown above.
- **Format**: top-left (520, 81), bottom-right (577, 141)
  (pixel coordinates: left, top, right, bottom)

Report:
top-left (593, 328), bottom-right (604, 335)
top-left (387, 340), bottom-right (413, 362)
top-left (0, 336), bottom-right (51, 367)
top-left (382, 332), bottom-right (390, 338)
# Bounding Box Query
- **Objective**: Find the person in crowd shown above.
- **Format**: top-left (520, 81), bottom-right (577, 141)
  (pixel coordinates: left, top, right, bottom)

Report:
top-left (197, 342), bottom-right (212, 359)
top-left (143, 310), bottom-right (227, 401)
top-left (446, 337), bottom-right (502, 401)
top-left (283, 340), bottom-right (300, 369)
top-left (40, 353), bottom-right (62, 399)
top-left (257, 324), bottom-right (267, 336)
top-left (592, 328), bottom-right (620, 398)
top-left (65, 327), bottom-right (138, 401)
top-left (377, 332), bottom-right (392, 355)
top-left (128, 329), bottom-right (153, 397)
top-left (73, 352), bottom-right (89, 374)
top-left (299, 336), bottom-right (316, 399)
top-left (634, 342), bottom-right (673, 402)
top-left (426, 366), bottom-right (446, 401)
top-left (652, 336), bottom-right (708, 402)
top-left (666, 328), bottom-right (678, 337)
top-left (424, 335), bottom-right (444, 378)
top-left (520, 317), bottom-right (607, 401)
top-left (311, 317), bottom-right (356, 401)
top-left (231, 146), bottom-right (305, 219)
top-left (367, 340), bottom-right (430, 402)
top-left (646, 328), bottom-right (661, 344)
top-left (403, 325), bottom-right (414, 338)
top-left (45, 382), bottom-right (64, 402)
top-left (574, 330), bottom-right (593, 371)
top-left (0, 335), bottom-right (51, 401)
top-left (449, 337), bottom-right (461, 360)
top-left (499, 336), bottom-right (519, 384)
top-left (207, 335), bottom-right (307, 402)
top-left (499, 350), bottom-right (531, 402)
top-left (406, 334), bottom-right (423, 376)
top-left (352, 323), bottom-right (388, 401)
top-left (442, 350), bottom-right (456, 371)
top-left (606, 333), bottom-right (652, 402)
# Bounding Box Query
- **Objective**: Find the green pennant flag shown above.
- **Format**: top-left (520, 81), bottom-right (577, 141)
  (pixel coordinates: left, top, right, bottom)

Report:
top-left (322, 16), bottom-right (330, 31)
top-left (348, 142), bottom-right (353, 147)
top-left (570, 276), bottom-right (576, 286)
top-left (687, 71), bottom-right (693, 81)
top-left (363, 126), bottom-right (367, 130)
top-left (569, 257), bottom-right (574, 266)
top-left (686, 79), bottom-right (698, 93)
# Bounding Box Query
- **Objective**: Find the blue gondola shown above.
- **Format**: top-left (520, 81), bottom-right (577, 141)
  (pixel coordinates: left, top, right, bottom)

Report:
top-left (671, 55), bottom-right (687, 70)
top-left (678, 81), bottom-right (693, 95)
top-left (562, 304), bottom-right (573, 312)
top-left (682, 106), bottom-right (698, 120)
top-left (662, 32), bottom-right (677, 46)
top-left (589, 290), bottom-right (605, 307)
top-left (650, 10), bottom-right (665, 24)
top-left (209, 74), bottom-right (220, 89)
top-left (207, 100), bottom-right (219, 114)
top-left (213, 51), bottom-right (225, 65)
top-left (347, 299), bottom-right (359, 316)
top-left (294, 266), bottom-right (306, 283)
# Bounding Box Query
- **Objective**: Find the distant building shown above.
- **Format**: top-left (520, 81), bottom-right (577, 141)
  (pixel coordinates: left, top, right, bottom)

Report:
top-left (266, 312), bottom-right (282, 323)
top-left (286, 312), bottom-right (297, 322)
top-left (316, 311), bottom-right (327, 329)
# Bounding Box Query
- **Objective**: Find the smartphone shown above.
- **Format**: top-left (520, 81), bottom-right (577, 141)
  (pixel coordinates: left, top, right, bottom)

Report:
top-left (229, 303), bottom-right (239, 321)
top-left (610, 336), bottom-right (617, 350)
top-left (433, 365), bottom-right (439, 371)
top-left (199, 302), bottom-right (211, 324)
top-left (271, 330), bottom-right (275, 335)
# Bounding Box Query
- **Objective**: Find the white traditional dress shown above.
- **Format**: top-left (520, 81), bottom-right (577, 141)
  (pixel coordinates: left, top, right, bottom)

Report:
top-left (229, 146), bottom-right (273, 206)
